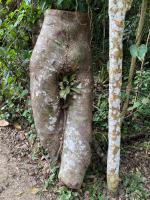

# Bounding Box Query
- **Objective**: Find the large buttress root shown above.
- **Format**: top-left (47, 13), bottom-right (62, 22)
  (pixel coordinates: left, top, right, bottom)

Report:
top-left (58, 12), bottom-right (92, 189)
top-left (30, 10), bottom-right (66, 160)
top-left (59, 65), bottom-right (92, 189)
top-left (30, 8), bottom-right (92, 179)
top-left (59, 72), bottom-right (92, 189)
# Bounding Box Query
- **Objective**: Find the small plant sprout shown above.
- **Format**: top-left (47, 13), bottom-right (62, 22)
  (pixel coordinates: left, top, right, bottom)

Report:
top-left (59, 73), bottom-right (81, 100)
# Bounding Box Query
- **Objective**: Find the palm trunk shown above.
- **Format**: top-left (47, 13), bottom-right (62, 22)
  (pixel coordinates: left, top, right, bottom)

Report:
top-left (107, 0), bottom-right (132, 194)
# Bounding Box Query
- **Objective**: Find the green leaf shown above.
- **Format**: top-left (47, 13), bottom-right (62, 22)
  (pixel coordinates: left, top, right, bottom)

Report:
top-left (20, 89), bottom-right (28, 99)
top-left (71, 87), bottom-right (81, 94)
top-left (130, 44), bottom-right (148, 61)
top-left (63, 75), bottom-right (68, 83)
top-left (65, 86), bottom-right (70, 94)
top-left (138, 44), bottom-right (147, 61)
top-left (0, 30), bottom-right (4, 38)
top-left (142, 97), bottom-right (149, 105)
top-left (0, 47), bottom-right (6, 56)
top-left (130, 44), bottom-right (138, 58)
top-left (14, 13), bottom-right (24, 27)
top-left (59, 87), bottom-right (70, 100)
top-left (6, 0), bottom-right (13, 5)
top-left (59, 90), bottom-right (67, 100)
top-left (69, 74), bottom-right (76, 82)
top-left (24, 0), bottom-right (31, 5)
top-left (57, 0), bottom-right (64, 5)
top-left (133, 101), bottom-right (141, 109)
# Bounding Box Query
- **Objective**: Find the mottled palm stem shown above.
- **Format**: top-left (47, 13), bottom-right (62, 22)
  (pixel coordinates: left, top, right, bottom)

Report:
top-left (121, 0), bottom-right (148, 125)
top-left (107, 0), bottom-right (132, 194)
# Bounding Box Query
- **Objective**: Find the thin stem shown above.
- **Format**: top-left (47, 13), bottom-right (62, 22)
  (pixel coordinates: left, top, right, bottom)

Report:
top-left (121, 0), bottom-right (148, 125)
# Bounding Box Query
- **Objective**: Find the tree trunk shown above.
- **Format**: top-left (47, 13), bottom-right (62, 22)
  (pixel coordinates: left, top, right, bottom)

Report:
top-left (30, 9), bottom-right (92, 187)
top-left (107, 0), bottom-right (132, 195)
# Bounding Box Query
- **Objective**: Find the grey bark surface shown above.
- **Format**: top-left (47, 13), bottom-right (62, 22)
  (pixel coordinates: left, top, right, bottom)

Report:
top-left (59, 59), bottom-right (92, 189)
top-left (30, 10), bottom-right (65, 160)
top-left (30, 9), bottom-right (92, 187)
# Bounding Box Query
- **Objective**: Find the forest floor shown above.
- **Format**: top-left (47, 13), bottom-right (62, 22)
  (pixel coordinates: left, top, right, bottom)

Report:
top-left (0, 127), bottom-right (56, 200)
top-left (0, 126), bottom-right (149, 200)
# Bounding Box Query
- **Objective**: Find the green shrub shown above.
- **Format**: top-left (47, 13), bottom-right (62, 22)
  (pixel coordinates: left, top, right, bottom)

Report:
top-left (0, 0), bottom-right (41, 125)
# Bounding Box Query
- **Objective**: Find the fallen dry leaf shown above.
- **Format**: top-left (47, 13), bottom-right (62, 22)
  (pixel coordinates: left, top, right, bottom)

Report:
top-left (0, 120), bottom-right (9, 127)
top-left (30, 187), bottom-right (40, 194)
top-left (14, 123), bottom-right (22, 130)
top-left (16, 192), bottom-right (24, 196)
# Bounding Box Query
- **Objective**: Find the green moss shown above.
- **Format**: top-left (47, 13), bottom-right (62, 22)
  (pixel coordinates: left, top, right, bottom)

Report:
top-left (107, 173), bottom-right (120, 194)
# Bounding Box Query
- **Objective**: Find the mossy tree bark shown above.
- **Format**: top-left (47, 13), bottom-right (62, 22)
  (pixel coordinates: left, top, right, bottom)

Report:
top-left (107, 0), bottom-right (132, 195)
top-left (30, 9), bottom-right (92, 188)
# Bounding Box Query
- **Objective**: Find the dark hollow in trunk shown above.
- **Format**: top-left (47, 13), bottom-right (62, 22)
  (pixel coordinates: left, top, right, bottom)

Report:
top-left (30, 9), bottom-right (92, 188)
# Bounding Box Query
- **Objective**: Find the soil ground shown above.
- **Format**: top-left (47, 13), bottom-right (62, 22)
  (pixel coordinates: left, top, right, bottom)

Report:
top-left (0, 127), bottom-right (56, 200)
top-left (0, 127), bottom-right (149, 200)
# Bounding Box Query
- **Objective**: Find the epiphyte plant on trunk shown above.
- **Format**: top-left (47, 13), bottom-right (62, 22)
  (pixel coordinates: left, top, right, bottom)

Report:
top-left (58, 73), bottom-right (81, 101)
top-left (30, 1), bottom-right (93, 189)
